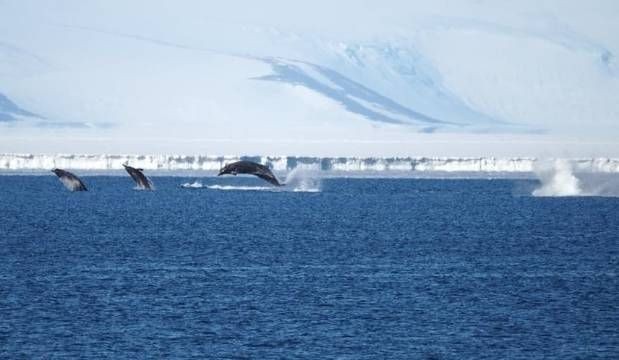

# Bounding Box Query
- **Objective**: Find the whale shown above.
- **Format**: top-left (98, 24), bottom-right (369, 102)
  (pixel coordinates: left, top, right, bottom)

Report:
top-left (51, 169), bottom-right (88, 191)
top-left (123, 164), bottom-right (153, 190)
top-left (218, 160), bottom-right (282, 186)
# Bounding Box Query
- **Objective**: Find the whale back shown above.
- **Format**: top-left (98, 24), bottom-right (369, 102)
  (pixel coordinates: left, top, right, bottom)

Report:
top-left (219, 160), bottom-right (282, 186)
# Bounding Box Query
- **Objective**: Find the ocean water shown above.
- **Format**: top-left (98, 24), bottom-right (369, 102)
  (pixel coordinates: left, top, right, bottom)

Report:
top-left (1, 175), bottom-right (617, 359)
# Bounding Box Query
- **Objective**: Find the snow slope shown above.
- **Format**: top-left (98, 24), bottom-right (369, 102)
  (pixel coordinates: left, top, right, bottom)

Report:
top-left (0, 1), bottom-right (617, 156)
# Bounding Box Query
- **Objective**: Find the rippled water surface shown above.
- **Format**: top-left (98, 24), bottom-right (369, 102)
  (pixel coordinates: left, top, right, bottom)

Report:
top-left (1, 176), bottom-right (617, 358)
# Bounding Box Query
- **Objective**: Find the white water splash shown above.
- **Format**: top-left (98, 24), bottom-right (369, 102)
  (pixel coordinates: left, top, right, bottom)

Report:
top-left (533, 159), bottom-right (582, 197)
top-left (206, 184), bottom-right (275, 191)
top-left (531, 159), bottom-right (619, 197)
top-left (181, 180), bottom-right (205, 189)
top-left (181, 180), bottom-right (275, 191)
top-left (203, 169), bottom-right (321, 193)
top-left (284, 168), bottom-right (321, 192)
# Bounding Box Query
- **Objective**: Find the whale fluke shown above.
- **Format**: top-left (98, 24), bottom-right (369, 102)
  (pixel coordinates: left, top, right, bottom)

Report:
top-left (51, 168), bottom-right (88, 191)
top-left (218, 160), bottom-right (282, 186)
top-left (123, 163), bottom-right (153, 190)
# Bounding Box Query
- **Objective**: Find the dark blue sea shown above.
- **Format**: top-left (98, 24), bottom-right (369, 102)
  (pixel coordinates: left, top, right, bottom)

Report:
top-left (1, 175), bottom-right (617, 359)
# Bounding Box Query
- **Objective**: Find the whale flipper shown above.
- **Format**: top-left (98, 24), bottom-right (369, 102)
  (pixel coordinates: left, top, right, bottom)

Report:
top-left (218, 160), bottom-right (282, 186)
top-left (123, 164), bottom-right (153, 190)
top-left (51, 169), bottom-right (88, 191)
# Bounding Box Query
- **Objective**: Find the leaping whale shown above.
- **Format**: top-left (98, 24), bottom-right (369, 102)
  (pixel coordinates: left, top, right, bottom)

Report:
top-left (123, 164), bottom-right (153, 190)
top-left (51, 168), bottom-right (88, 191)
top-left (218, 160), bottom-right (282, 186)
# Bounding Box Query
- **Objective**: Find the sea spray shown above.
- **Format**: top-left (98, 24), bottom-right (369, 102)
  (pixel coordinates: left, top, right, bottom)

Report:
top-left (197, 169), bottom-right (321, 192)
top-left (533, 159), bottom-right (582, 196)
top-left (532, 159), bottom-right (619, 197)
top-left (284, 167), bottom-right (321, 192)
top-left (181, 180), bottom-right (205, 189)
top-left (206, 185), bottom-right (275, 191)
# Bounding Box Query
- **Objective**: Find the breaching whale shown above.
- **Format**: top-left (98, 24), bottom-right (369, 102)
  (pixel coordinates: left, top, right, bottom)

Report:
top-left (218, 160), bottom-right (282, 186)
top-left (123, 164), bottom-right (153, 190)
top-left (51, 168), bottom-right (88, 191)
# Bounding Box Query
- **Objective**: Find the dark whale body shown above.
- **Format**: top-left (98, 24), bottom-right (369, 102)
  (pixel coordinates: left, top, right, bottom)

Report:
top-left (218, 160), bottom-right (282, 186)
top-left (51, 168), bottom-right (88, 191)
top-left (123, 164), bottom-right (153, 190)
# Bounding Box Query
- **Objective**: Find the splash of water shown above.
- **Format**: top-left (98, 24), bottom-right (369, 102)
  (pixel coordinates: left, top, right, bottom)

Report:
top-left (205, 168), bottom-right (322, 192)
top-left (284, 167), bottom-right (321, 192)
top-left (181, 180), bottom-right (204, 189)
top-left (206, 184), bottom-right (274, 191)
top-left (205, 170), bottom-right (321, 192)
top-left (533, 159), bottom-right (582, 197)
top-left (532, 159), bottom-right (619, 197)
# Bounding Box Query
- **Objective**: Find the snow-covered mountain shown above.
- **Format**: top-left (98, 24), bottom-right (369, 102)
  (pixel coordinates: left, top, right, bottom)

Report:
top-left (0, 1), bottom-right (618, 156)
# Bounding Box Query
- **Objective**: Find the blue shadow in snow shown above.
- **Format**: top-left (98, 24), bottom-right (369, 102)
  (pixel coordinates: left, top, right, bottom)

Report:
top-left (0, 93), bottom-right (42, 122)
top-left (253, 57), bottom-right (453, 131)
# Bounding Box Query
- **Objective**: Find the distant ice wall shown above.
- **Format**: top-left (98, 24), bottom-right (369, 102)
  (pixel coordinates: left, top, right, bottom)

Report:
top-left (1, 154), bottom-right (618, 173)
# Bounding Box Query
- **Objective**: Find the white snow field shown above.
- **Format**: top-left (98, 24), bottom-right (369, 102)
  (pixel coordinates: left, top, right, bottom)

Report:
top-left (0, 1), bottom-right (618, 156)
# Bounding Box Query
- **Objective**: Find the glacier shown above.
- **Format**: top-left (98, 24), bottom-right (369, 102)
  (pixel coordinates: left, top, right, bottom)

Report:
top-left (1, 154), bottom-right (618, 175)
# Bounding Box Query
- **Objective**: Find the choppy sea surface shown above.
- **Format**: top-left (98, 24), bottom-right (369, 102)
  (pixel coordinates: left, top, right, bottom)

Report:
top-left (1, 175), bottom-right (617, 359)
